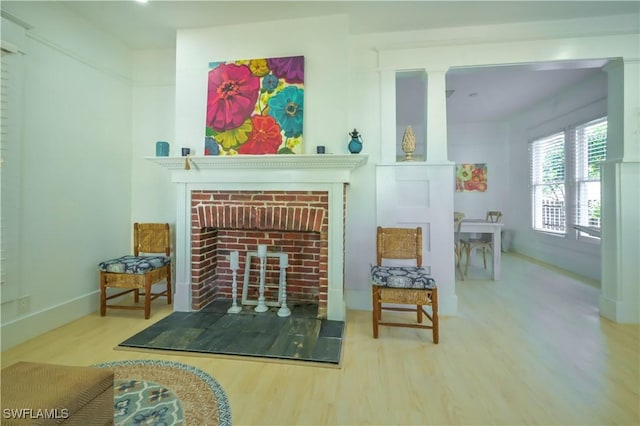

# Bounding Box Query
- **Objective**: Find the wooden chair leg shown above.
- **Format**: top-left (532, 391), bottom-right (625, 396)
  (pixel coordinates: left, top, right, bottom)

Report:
top-left (144, 274), bottom-right (151, 319)
top-left (166, 264), bottom-right (172, 304)
top-left (482, 247), bottom-right (487, 269)
top-left (432, 289), bottom-right (439, 344)
top-left (134, 289), bottom-right (140, 303)
top-left (465, 245), bottom-right (471, 275)
top-left (372, 288), bottom-right (379, 339)
top-left (456, 246), bottom-right (465, 281)
top-left (417, 304), bottom-right (423, 323)
top-left (100, 272), bottom-right (107, 316)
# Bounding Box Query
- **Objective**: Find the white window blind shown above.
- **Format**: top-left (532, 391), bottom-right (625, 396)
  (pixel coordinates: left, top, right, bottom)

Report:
top-left (1, 38), bottom-right (24, 302)
top-left (529, 116), bottom-right (607, 240)
top-left (573, 117), bottom-right (607, 236)
top-left (530, 132), bottom-right (566, 234)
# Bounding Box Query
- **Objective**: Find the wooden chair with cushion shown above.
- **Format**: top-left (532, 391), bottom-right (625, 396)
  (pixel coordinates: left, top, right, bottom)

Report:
top-left (98, 223), bottom-right (172, 319)
top-left (371, 226), bottom-right (438, 343)
top-left (460, 211), bottom-right (502, 275)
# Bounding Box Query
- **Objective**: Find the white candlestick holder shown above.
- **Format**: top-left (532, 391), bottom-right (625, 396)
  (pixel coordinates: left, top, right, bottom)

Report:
top-left (254, 250), bottom-right (269, 313)
top-left (227, 251), bottom-right (242, 314)
top-left (277, 266), bottom-right (291, 317)
top-left (227, 270), bottom-right (242, 314)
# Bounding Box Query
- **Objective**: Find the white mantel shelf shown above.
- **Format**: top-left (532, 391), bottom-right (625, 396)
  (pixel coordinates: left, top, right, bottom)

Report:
top-left (146, 154), bottom-right (368, 170)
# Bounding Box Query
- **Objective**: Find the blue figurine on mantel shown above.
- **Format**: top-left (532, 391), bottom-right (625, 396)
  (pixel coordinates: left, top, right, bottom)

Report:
top-left (348, 128), bottom-right (363, 154)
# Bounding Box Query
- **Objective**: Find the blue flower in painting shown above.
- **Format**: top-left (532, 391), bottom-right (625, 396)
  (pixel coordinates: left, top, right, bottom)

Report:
top-left (268, 86), bottom-right (304, 138)
top-left (262, 74), bottom-right (278, 92)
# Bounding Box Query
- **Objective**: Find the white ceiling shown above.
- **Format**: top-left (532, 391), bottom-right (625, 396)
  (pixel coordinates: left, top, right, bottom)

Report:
top-left (394, 63), bottom-right (606, 124)
top-left (57, 1), bottom-right (640, 51)
top-left (445, 62), bottom-right (607, 123)
top-left (36, 1), bottom-right (638, 123)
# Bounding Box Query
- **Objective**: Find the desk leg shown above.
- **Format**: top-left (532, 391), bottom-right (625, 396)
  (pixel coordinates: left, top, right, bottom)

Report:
top-left (493, 229), bottom-right (502, 280)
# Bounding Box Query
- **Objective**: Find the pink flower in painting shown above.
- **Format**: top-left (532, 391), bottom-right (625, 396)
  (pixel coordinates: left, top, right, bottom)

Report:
top-left (267, 56), bottom-right (304, 84)
top-left (237, 115), bottom-right (282, 155)
top-left (207, 63), bottom-right (260, 132)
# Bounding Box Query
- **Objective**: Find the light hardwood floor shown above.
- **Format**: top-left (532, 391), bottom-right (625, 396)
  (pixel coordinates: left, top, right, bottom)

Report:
top-left (2, 253), bottom-right (639, 425)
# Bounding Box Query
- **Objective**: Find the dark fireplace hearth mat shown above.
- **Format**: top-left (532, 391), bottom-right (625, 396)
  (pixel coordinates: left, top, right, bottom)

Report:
top-left (118, 300), bottom-right (344, 366)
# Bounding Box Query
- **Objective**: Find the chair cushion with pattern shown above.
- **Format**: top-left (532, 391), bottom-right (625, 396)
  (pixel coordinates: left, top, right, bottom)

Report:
top-left (371, 265), bottom-right (436, 289)
top-left (98, 255), bottom-right (170, 274)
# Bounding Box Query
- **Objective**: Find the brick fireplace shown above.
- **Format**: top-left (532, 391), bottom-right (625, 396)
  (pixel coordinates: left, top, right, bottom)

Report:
top-left (147, 154), bottom-right (367, 321)
top-left (191, 190), bottom-right (330, 316)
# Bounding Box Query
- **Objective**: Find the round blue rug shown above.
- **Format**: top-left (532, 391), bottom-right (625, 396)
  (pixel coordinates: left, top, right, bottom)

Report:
top-left (94, 359), bottom-right (232, 426)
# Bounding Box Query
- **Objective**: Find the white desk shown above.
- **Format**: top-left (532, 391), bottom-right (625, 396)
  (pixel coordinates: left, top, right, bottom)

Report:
top-left (460, 219), bottom-right (504, 280)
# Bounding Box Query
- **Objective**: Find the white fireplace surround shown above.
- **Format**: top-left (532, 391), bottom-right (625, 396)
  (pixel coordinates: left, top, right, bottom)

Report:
top-left (147, 154), bottom-right (368, 321)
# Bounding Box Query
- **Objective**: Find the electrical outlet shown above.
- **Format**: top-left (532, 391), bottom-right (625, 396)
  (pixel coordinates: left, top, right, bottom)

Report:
top-left (17, 296), bottom-right (30, 315)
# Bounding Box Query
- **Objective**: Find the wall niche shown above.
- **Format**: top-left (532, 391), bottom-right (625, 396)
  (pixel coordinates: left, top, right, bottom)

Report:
top-left (395, 70), bottom-right (427, 162)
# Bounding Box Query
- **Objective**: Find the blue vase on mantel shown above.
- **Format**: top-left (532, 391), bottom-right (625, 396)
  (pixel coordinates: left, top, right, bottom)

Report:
top-left (348, 128), bottom-right (363, 154)
top-left (204, 136), bottom-right (219, 156)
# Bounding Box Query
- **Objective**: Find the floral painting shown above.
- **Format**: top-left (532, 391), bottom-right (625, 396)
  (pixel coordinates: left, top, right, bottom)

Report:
top-left (205, 55), bottom-right (304, 155)
top-left (456, 163), bottom-right (487, 192)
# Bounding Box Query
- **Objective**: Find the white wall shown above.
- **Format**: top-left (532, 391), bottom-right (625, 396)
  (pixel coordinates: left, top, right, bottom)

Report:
top-left (131, 49), bottom-right (176, 225)
top-left (172, 15), bottom-right (373, 312)
top-left (350, 16), bottom-right (638, 321)
top-left (174, 14), bottom-right (350, 156)
top-left (508, 72), bottom-right (607, 281)
top-left (0, 2), bottom-right (134, 349)
top-left (344, 45), bottom-right (381, 310)
top-left (448, 122), bottom-right (510, 221)
top-left (150, 13), bottom-right (637, 316)
top-left (3, 4), bottom-right (638, 350)
top-left (600, 60), bottom-right (640, 323)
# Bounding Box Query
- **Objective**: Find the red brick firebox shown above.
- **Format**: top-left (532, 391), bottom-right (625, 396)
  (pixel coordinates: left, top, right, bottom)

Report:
top-left (190, 190), bottom-right (329, 316)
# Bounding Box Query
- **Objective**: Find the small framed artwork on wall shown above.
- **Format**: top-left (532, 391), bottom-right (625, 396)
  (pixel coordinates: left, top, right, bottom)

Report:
top-left (456, 163), bottom-right (487, 192)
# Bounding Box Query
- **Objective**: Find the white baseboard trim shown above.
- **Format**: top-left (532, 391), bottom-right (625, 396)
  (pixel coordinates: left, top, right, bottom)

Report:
top-left (599, 294), bottom-right (640, 324)
top-left (1, 291), bottom-right (99, 351)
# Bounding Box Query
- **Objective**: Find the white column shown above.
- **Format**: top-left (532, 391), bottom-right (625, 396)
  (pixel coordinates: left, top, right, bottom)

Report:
top-left (326, 183), bottom-right (346, 321)
top-left (425, 69), bottom-right (449, 162)
top-left (173, 183), bottom-right (192, 312)
top-left (621, 59), bottom-right (639, 163)
top-left (375, 163), bottom-right (457, 316)
top-left (379, 70), bottom-right (397, 163)
top-left (599, 59), bottom-right (640, 323)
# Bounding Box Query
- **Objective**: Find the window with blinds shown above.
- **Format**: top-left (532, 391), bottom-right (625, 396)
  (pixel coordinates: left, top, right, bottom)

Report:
top-left (1, 40), bottom-right (24, 302)
top-left (573, 117), bottom-right (607, 237)
top-left (529, 116), bottom-right (607, 239)
top-left (530, 132), bottom-right (566, 234)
